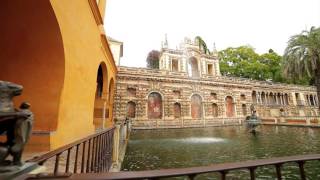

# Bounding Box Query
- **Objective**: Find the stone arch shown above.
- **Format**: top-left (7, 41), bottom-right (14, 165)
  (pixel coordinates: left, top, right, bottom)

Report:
top-left (127, 101), bottom-right (136, 118)
top-left (0, 1), bottom-right (65, 131)
top-left (261, 92), bottom-right (266, 104)
top-left (225, 96), bottom-right (235, 117)
top-left (212, 103), bottom-right (218, 117)
top-left (191, 94), bottom-right (202, 119)
top-left (148, 92), bottom-right (163, 119)
top-left (174, 102), bottom-right (181, 118)
top-left (242, 104), bottom-right (247, 116)
top-left (252, 91), bottom-right (257, 104)
top-left (188, 57), bottom-right (200, 78)
top-left (93, 62), bottom-right (108, 129)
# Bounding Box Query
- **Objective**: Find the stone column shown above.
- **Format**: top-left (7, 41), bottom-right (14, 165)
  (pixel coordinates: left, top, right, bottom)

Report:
top-left (264, 93), bottom-right (267, 105)
top-left (258, 92), bottom-right (262, 104)
top-left (112, 124), bottom-right (121, 166)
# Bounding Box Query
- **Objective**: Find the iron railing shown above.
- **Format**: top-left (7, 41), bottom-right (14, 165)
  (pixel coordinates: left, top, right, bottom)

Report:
top-left (47, 154), bottom-right (320, 180)
top-left (27, 127), bottom-right (115, 175)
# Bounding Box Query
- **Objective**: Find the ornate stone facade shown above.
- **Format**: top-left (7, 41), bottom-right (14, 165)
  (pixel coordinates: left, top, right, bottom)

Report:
top-left (114, 38), bottom-right (319, 129)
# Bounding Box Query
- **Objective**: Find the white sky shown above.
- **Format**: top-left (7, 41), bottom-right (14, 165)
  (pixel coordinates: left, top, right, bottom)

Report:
top-left (105, 0), bottom-right (320, 68)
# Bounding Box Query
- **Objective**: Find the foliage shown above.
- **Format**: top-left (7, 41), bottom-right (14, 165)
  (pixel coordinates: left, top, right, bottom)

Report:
top-left (195, 36), bottom-right (210, 54)
top-left (218, 46), bottom-right (314, 85)
top-left (282, 26), bottom-right (320, 84)
top-left (146, 50), bottom-right (160, 69)
top-left (219, 46), bottom-right (269, 81)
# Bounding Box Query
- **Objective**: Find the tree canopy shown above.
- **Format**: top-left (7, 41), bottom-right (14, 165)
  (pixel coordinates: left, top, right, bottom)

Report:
top-left (146, 50), bottom-right (160, 69)
top-left (218, 46), bottom-right (313, 85)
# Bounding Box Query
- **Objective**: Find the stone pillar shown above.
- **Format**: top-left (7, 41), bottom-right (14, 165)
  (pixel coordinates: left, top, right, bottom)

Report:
top-left (264, 93), bottom-right (267, 105)
top-left (112, 124), bottom-right (121, 166)
top-left (258, 92), bottom-right (262, 104)
top-left (313, 95), bottom-right (317, 106)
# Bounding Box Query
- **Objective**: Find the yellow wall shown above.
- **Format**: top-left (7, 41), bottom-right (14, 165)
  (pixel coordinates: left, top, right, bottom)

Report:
top-left (0, 0), bottom-right (117, 150)
top-left (50, 0), bottom-right (117, 149)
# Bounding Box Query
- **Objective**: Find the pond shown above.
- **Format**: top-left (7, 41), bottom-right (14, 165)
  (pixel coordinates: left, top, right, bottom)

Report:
top-left (122, 125), bottom-right (320, 179)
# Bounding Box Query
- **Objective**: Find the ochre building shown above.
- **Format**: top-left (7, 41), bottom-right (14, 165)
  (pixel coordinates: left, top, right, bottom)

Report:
top-left (114, 38), bottom-right (320, 129)
top-left (0, 0), bottom-right (116, 151)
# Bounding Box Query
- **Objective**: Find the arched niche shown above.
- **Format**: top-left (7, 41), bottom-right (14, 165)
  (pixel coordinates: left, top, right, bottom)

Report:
top-left (127, 101), bottom-right (136, 118)
top-left (148, 92), bottom-right (163, 119)
top-left (225, 96), bottom-right (235, 117)
top-left (212, 103), bottom-right (218, 117)
top-left (174, 102), bottom-right (181, 118)
top-left (242, 104), bottom-right (247, 116)
top-left (191, 94), bottom-right (202, 119)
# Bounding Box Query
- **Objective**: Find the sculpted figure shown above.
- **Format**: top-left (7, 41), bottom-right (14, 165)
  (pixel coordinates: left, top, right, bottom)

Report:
top-left (0, 81), bottom-right (33, 170)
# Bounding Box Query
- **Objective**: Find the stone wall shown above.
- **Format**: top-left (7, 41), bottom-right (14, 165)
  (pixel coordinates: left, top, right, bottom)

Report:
top-left (114, 66), bottom-right (319, 129)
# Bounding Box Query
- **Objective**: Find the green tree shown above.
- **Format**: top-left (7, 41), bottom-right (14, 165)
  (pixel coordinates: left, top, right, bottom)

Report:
top-left (219, 46), bottom-right (269, 80)
top-left (146, 50), bottom-right (160, 69)
top-left (283, 26), bottom-right (320, 108)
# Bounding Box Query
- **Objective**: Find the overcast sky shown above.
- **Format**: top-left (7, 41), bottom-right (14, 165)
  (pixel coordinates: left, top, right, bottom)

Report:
top-left (105, 0), bottom-right (320, 67)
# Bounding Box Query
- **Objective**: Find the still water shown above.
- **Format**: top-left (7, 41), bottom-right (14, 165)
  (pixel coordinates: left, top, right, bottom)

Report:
top-left (122, 125), bottom-right (320, 179)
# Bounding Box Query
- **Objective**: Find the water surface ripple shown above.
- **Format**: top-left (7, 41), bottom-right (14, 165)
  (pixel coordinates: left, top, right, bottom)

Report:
top-left (122, 125), bottom-right (320, 179)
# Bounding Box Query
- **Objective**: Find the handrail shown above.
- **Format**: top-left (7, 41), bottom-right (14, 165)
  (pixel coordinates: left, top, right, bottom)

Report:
top-left (27, 126), bottom-right (115, 175)
top-left (28, 127), bottom-right (115, 164)
top-left (63, 154), bottom-right (320, 179)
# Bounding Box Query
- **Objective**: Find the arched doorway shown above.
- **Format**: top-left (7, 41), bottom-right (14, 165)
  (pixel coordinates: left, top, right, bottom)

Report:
top-left (174, 102), bottom-right (181, 118)
top-left (148, 92), bottom-right (163, 119)
top-left (127, 101), bottom-right (136, 118)
top-left (225, 96), bottom-right (235, 117)
top-left (191, 94), bottom-right (202, 119)
top-left (212, 103), bottom-right (218, 117)
top-left (93, 63), bottom-right (108, 129)
top-left (188, 57), bottom-right (200, 78)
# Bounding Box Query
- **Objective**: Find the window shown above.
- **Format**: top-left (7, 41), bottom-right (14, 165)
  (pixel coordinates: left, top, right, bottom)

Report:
top-left (207, 64), bottom-right (213, 75)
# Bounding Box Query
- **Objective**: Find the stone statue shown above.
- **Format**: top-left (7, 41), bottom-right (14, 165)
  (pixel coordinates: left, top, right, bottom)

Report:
top-left (0, 81), bottom-right (33, 172)
top-left (246, 104), bottom-right (261, 133)
top-left (250, 104), bottom-right (256, 116)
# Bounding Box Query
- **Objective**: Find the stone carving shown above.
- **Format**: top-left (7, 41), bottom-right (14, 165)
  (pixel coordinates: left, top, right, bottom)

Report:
top-left (245, 104), bottom-right (261, 133)
top-left (0, 81), bottom-right (33, 172)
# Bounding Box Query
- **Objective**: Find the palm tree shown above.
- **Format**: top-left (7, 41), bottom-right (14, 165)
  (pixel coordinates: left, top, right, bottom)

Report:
top-left (283, 26), bottom-right (320, 108)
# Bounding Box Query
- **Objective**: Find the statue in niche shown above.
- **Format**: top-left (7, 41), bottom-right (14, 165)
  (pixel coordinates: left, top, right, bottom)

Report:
top-left (0, 81), bottom-right (33, 172)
